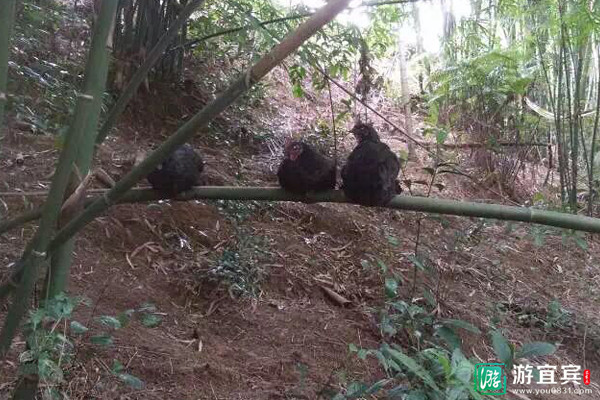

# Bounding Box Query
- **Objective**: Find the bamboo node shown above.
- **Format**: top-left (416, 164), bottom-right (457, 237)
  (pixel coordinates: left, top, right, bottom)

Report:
top-left (102, 192), bottom-right (113, 206)
top-left (0, 92), bottom-right (6, 100)
top-left (77, 93), bottom-right (94, 101)
top-left (32, 250), bottom-right (46, 258)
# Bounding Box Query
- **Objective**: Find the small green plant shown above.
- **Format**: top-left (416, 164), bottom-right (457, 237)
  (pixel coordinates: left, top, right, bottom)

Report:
top-left (336, 258), bottom-right (484, 399)
top-left (205, 229), bottom-right (270, 297)
top-left (214, 199), bottom-right (262, 223)
top-left (544, 300), bottom-right (571, 331)
top-left (372, 259), bottom-right (479, 350)
top-left (18, 294), bottom-right (84, 398)
top-left (489, 329), bottom-right (556, 370)
top-left (339, 344), bottom-right (482, 399)
top-left (18, 294), bottom-right (162, 397)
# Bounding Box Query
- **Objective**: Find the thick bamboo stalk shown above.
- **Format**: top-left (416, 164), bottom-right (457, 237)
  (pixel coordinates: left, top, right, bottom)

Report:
top-left (96, 0), bottom-right (207, 144)
top-left (48, 0), bottom-right (118, 298)
top-left (47, 0), bottom-right (352, 260)
top-left (0, 0), bottom-right (119, 359)
top-left (0, 0), bottom-right (17, 137)
top-left (398, 37), bottom-right (415, 159)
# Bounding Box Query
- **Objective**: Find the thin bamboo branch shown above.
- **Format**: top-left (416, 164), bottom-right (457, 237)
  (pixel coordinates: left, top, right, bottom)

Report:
top-left (0, 208), bottom-right (43, 233)
top-left (416, 141), bottom-right (550, 149)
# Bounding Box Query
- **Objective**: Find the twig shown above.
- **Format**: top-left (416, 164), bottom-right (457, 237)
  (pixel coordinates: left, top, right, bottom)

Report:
top-left (327, 77), bottom-right (338, 176)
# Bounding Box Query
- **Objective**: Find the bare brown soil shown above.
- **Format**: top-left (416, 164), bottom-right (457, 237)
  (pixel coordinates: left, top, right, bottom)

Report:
top-left (1, 69), bottom-right (600, 400)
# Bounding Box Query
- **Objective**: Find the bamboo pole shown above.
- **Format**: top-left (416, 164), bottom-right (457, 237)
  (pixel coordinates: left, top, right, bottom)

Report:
top-left (0, 0), bottom-right (119, 359)
top-left (4, 186), bottom-right (600, 237)
top-left (0, 0), bottom-right (17, 140)
top-left (47, 0), bottom-right (119, 298)
top-left (2, 186), bottom-right (600, 305)
top-left (0, 95), bottom-right (94, 357)
top-left (108, 187), bottom-right (600, 233)
top-left (95, 0), bottom-right (207, 144)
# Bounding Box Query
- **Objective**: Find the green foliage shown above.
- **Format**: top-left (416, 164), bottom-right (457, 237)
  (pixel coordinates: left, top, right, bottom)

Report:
top-left (364, 5), bottom-right (404, 57)
top-left (489, 329), bottom-right (556, 370)
top-left (339, 257), bottom-right (557, 399)
top-left (20, 294), bottom-right (80, 387)
top-left (342, 344), bottom-right (482, 399)
top-left (545, 299), bottom-right (571, 331)
top-left (111, 360), bottom-right (144, 389)
top-left (9, 0), bottom-right (89, 134)
top-left (205, 228), bottom-right (270, 297)
top-left (289, 64), bottom-right (307, 98)
top-left (18, 293), bottom-right (162, 395)
top-left (430, 48), bottom-right (533, 125)
top-left (215, 199), bottom-right (264, 222)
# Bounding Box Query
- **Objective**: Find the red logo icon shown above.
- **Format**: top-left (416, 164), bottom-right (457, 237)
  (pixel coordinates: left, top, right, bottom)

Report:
top-left (584, 369), bottom-right (591, 385)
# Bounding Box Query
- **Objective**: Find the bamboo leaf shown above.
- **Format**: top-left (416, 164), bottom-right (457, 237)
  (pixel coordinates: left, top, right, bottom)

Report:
top-left (140, 314), bottom-right (162, 328)
top-left (515, 342), bottom-right (556, 359)
top-left (38, 357), bottom-right (64, 383)
top-left (91, 334), bottom-right (114, 347)
top-left (70, 321), bottom-right (88, 335)
top-left (384, 346), bottom-right (440, 392)
top-left (384, 277), bottom-right (398, 298)
top-left (97, 316), bottom-right (122, 330)
top-left (490, 330), bottom-right (513, 366)
top-left (435, 326), bottom-right (461, 349)
top-left (439, 319), bottom-right (481, 334)
top-left (117, 373), bottom-right (144, 389)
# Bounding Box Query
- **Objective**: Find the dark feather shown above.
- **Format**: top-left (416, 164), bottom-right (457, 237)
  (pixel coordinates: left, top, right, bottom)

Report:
top-left (277, 142), bottom-right (336, 194)
top-left (341, 124), bottom-right (400, 206)
top-left (147, 143), bottom-right (204, 195)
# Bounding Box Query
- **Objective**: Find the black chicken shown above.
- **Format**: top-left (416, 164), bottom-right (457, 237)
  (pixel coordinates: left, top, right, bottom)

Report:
top-left (341, 122), bottom-right (401, 206)
top-left (277, 140), bottom-right (336, 194)
top-left (147, 143), bottom-right (204, 196)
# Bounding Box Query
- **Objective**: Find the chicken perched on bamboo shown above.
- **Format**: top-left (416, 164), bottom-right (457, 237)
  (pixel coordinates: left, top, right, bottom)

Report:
top-left (341, 122), bottom-right (401, 206)
top-left (147, 143), bottom-right (204, 196)
top-left (277, 139), bottom-right (336, 194)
